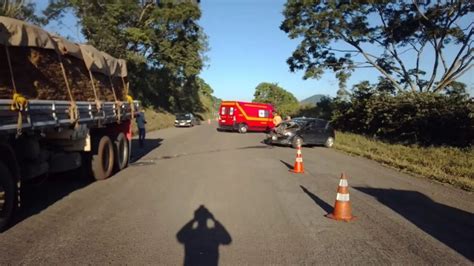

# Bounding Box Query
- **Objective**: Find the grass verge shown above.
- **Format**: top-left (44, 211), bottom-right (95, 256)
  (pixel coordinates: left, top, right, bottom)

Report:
top-left (131, 108), bottom-right (176, 134)
top-left (334, 131), bottom-right (474, 192)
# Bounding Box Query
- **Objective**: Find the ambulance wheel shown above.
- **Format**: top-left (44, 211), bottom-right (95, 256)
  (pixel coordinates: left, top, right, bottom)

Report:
top-left (0, 161), bottom-right (16, 231)
top-left (91, 135), bottom-right (115, 180)
top-left (292, 136), bottom-right (303, 149)
top-left (238, 123), bottom-right (248, 134)
top-left (114, 133), bottom-right (129, 171)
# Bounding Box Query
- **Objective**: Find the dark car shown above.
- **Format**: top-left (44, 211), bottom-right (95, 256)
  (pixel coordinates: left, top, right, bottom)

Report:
top-left (175, 113), bottom-right (201, 127)
top-left (266, 117), bottom-right (335, 148)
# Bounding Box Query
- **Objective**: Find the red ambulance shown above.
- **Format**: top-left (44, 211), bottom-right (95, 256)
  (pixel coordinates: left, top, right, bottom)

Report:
top-left (218, 101), bottom-right (275, 133)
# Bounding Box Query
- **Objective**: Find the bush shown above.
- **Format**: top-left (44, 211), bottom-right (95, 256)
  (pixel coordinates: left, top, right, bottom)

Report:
top-left (333, 90), bottom-right (473, 147)
top-left (302, 81), bottom-right (473, 147)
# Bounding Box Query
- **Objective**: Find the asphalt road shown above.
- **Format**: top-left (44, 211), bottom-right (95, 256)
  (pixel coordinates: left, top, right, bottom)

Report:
top-left (1, 123), bottom-right (473, 265)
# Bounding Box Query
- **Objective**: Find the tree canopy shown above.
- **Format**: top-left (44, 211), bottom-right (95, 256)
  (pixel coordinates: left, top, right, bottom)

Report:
top-left (253, 82), bottom-right (299, 116)
top-left (281, 0), bottom-right (473, 93)
top-left (0, 0), bottom-right (45, 24)
top-left (44, 0), bottom-right (210, 112)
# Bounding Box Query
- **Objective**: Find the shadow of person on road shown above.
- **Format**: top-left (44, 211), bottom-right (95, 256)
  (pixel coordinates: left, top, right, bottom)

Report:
top-left (130, 138), bottom-right (163, 163)
top-left (177, 205), bottom-right (232, 266)
top-left (354, 187), bottom-right (474, 261)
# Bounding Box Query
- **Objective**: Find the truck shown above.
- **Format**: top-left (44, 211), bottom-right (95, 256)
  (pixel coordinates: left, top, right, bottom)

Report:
top-left (218, 101), bottom-right (275, 133)
top-left (0, 17), bottom-right (139, 230)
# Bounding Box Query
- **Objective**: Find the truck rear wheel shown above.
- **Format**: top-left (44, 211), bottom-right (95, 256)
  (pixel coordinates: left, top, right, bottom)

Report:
top-left (0, 161), bottom-right (16, 231)
top-left (114, 133), bottom-right (129, 171)
top-left (91, 136), bottom-right (115, 180)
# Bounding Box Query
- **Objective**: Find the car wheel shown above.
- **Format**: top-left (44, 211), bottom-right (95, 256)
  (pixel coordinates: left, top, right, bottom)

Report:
top-left (238, 123), bottom-right (248, 134)
top-left (324, 137), bottom-right (335, 148)
top-left (292, 136), bottom-right (303, 149)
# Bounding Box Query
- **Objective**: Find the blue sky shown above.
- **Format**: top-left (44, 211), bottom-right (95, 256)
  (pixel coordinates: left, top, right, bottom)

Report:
top-left (199, 0), bottom-right (358, 101)
top-left (37, 0), bottom-right (473, 101)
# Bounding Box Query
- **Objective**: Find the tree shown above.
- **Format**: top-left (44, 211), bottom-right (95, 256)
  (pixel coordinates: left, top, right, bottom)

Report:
top-left (0, 0), bottom-right (45, 24)
top-left (45, 0), bottom-right (208, 111)
top-left (253, 82), bottom-right (299, 116)
top-left (197, 77), bottom-right (213, 96)
top-left (329, 79), bottom-right (473, 146)
top-left (281, 1), bottom-right (473, 93)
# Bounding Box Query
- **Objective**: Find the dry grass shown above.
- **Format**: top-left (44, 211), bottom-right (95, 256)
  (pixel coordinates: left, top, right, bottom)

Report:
top-left (334, 132), bottom-right (474, 191)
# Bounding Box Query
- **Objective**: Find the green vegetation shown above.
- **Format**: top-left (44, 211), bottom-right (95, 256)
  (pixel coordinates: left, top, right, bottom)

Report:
top-left (297, 80), bottom-right (473, 147)
top-left (44, 0), bottom-right (215, 114)
top-left (300, 94), bottom-right (327, 106)
top-left (1, 1), bottom-right (220, 119)
top-left (0, 0), bottom-right (44, 24)
top-left (282, 1), bottom-right (473, 190)
top-left (131, 108), bottom-right (176, 135)
top-left (253, 82), bottom-right (299, 116)
top-left (297, 96), bottom-right (334, 120)
top-left (196, 77), bottom-right (221, 120)
top-left (281, 1), bottom-right (473, 93)
top-left (334, 131), bottom-right (474, 192)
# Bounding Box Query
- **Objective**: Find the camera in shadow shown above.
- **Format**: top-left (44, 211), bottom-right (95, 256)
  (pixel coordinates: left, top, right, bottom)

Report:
top-left (177, 205), bottom-right (232, 266)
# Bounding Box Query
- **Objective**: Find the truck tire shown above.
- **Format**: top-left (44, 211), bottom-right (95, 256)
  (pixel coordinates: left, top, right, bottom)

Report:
top-left (114, 133), bottom-right (129, 171)
top-left (238, 123), bottom-right (248, 134)
top-left (91, 136), bottom-right (115, 180)
top-left (0, 161), bottom-right (16, 231)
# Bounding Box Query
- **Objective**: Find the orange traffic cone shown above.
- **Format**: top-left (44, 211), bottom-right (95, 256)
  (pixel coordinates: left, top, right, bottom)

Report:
top-left (326, 173), bottom-right (356, 222)
top-left (289, 145), bottom-right (304, 173)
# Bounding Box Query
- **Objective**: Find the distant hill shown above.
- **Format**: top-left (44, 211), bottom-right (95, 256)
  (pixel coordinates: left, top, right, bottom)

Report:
top-left (300, 94), bottom-right (328, 106)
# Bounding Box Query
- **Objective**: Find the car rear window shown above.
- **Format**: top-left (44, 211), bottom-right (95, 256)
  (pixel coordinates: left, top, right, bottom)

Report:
top-left (221, 107), bottom-right (227, 115)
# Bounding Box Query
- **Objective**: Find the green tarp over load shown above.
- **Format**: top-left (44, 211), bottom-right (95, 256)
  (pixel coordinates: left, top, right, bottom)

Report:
top-left (0, 16), bottom-right (128, 102)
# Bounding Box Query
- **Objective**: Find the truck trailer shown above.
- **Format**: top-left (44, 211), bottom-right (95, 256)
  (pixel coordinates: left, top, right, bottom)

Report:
top-left (0, 17), bottom-right (139, 230)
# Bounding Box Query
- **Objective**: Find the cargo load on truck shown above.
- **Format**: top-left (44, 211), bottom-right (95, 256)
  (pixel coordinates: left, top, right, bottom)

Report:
top-left (0, 16), bottom-right (136, 133)
top-left (0, 17), bottom-right (138, 231)
top-left (0, 16), bottom-right (128, 102)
